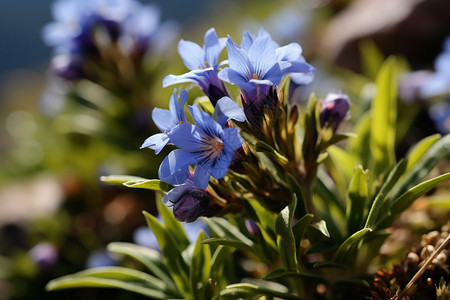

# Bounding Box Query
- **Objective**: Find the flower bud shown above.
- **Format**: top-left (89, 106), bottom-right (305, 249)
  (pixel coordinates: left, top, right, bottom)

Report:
top-left (319, 93), bottom-right (350, 132)
top-left (28, 242), bottom-right (58, 270)
top-left (172, 189), bottom-right (212, 223)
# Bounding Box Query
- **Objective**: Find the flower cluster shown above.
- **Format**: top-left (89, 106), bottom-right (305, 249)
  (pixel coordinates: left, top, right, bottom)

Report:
top-left (42, 0), bottom-right (175, 81)
top-left (142, 28), bottom-right (327, 222)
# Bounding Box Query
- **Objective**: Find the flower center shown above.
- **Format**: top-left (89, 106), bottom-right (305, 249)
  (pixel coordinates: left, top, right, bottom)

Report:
top-left (210, 139), bottom-right (223, 152)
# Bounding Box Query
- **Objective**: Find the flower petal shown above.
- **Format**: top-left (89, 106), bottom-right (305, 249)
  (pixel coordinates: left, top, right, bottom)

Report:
top-left (188, 104), bottom-right (223, 137)
top-left (226, 36), bottom-right (254, 80)
top-left (241, 31), bottom-right (255, 51)
top-left (212, 97), bottom-right (246, 127)
top-left (168, 123), bottom-right (204, 152)
top-left (194, 163), bottom-right (212, 189)
top-left (204, 28), bottom-right (224, 67)
top-left (226, 68), bottom-right (255, 91)
top-left (152, 107), bottom-right (176, 132)
top-left (248, 35), bottom-right (279, 80)
top-left (158, 149), bottom-right (195, 185)
top-left (178, 39), bottom-right (205, 70)
top-left (211, 150), bottom-right (233, 179)
top-left (276, 43), bottom-right (302, 62)
top-left (140, 133), bottom-right (169, 154)
top-left (222, 127), bottom-right (243, 152)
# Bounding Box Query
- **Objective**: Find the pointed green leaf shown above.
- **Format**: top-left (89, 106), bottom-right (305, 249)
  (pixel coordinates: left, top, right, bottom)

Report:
top-left (100, 175), bottom-right (151, 185)
top-left (309, 220), bottom-right (330, 238)
top-left (156, 198), bottom-right (190, 249)
top-left (255, 140), bottom-right (289, 165)
top-left (346, 166), bottom-right (369, 234)
top-left (244, 197), bottom-right (277, 251)
top-left (383, 173), bottom-right (450, 227)
top-left (390, 134), bottom-right (450, 201)
top-left (334, 228), bottom-right (372, 264)
top-left (143, 211), bottom-right (191, 298)
top-left (292, 214), bottom-right (314, 252)
top-left (359, 39), bottom-right (385, 80)
top-left (365, 160), bottom-right (406, 228)
top-left (370, 57), bottom-right (398, 176)
top-left (190, 231), bottom-right (210, 299)
top-left (313, 261), bottom-right (346, 269)
top-left (285, 173), bottom-right (307, 217)
top-left (220, 283), bottom-right (300, 300)
top-left (202, 238), bottom-right (255, 254)
top-left (203, 218), bottom-right (254, 248)
top-left (405, 134), bottom-right (441, 172)
top-left (275, 195), bottom-right (298, 270)
top-left (347, 112), bottom-right (372, 169)
top-left (263, 268), bottom-right (327, 282)
top-left (107, 242), bottom-right (173, 288)
top-left (123, 179), bottom-right (171, 192)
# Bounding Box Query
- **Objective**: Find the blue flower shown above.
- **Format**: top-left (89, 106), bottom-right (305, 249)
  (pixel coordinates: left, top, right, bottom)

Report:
top-left (419, 37), bottom-right (450, 98)
top-left (141, 89), bottom-right (188, 154)
top-left (158, 97), bottom-right (245, 189)
top-left (240, 28), bottom-right (315, 85)
top-left (218, 35), bottom-right (282, 94)
top-left (163, 28), bottom-right (229, 105)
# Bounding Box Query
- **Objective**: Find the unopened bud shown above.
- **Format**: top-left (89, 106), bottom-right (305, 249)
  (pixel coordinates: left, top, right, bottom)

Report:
top-left (319, 93), bottom-right (350, 132)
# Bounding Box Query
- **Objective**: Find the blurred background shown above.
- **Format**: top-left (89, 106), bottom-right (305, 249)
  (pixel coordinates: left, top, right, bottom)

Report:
top-left (0, 0), bottom-right (449, 299)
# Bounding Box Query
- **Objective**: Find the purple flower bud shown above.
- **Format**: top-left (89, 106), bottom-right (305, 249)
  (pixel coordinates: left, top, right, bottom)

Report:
top-left (51, 54), bottom-right (84, 80)
top-left (245, 219), bottom-right (260, 236)
top-left (172, 189), bottom-right (212, 223)
top-left (319, 93), bottom-right (350, 132)
top-left (29, 242), bottom-right (58, 270)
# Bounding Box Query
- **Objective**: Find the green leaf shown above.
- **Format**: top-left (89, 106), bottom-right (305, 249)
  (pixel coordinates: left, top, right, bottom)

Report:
top-left (107, 242), bottom-right (173, 288)
top-left (209, 245), bottom-right (234, 290)
top-left (123, 179), bottom-right (171, 192)
top-left (264, 268), bottom-right (327, 282)
top-left (143, 211), bottom-right (191, 298)
top-left (203, 218), bottom-right (254, 248)
top-left (382, 173), bottom-right (450, 227)
top-left (275, 195), bottom-right (298, 271)
top-left (309, 220), bottom-right (330, 238)
top-left (292, 214), bottom-right (314, 252)
top-left (327, 145), bottom-right (358, 188)
top-left (347, 112), bottom-right (372, 169)
top-left (390, 134), bottom-right (450, 201)
top-left (202, 238), bottom-right (255, 254)
top-left (156, 198), bottom-right (190, 250)
top-left (370, 57), bottom-right (398, 177)
top-left (190, 231), bottom-right (210, 299)
top-left (285, 173), bottom-right (307, 217)
top-left (100, 175), bottom-right (150, 185)
top-left (405, 134), bottom-right (441, 172)
top-left (244, 198), bottom-right (278, 251)
top-left (359, 39), bottom-right (385, 80)
top-left (220, 283), bottom-right (300, 300)
top-left (312, 261), bottom-right (346, 269)
top-left (346, 166), bottom-right (369, 234)
top-left (255, 140), bottom-right (289, 165)
top-left (47, 278), bottom-right (170, 299)
top-left (365, 160), bottom-right (406, 229)
top-left (334, 228), bottom-right (372, 264)
top-left (46, 268), bottom-right (175, 299)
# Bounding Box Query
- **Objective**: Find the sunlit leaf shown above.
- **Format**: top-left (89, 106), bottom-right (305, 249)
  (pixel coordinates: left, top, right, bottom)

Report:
top-left (334, 228), bottom-right (371, 264)
top-left (190, 231), bottom-right (210, 299)
top-left (263, 268), bottom-right (327, 282)
top-left (123, 179), bottom-right (171, 192)
top-left (156, 198), bottom-right (190, 249)
top-left (275, 195), bottom-right (298, 270)
top-left (346, 166), bottom-right (369, 234)
top-left (219, 283), bottom-right (300, 300)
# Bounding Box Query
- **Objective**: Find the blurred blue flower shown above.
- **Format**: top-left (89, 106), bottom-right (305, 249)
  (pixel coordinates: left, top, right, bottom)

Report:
top-left (163, 28), bottom-right (229, 105)
top-left (141, 89), bottom-right (188, 154)
top-left (86, 249), bottom-right (116, 268)
top-left (319, 92), bottom-right (351, 132)
top-left (162, 178), bottom-right (213, 222)
top-left (158, 97), bottom-right (244, 189)
top-left (428, 101), bottom-right (450, 134)
top-left (28, 242), bottom-right (58, 270)
top-left (133, 226), bottom-right (161, 251)
top-left (420, 37), bottom-right (450, 98)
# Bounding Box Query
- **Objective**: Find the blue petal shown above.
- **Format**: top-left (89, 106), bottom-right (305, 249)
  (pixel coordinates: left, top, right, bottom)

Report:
top-left (152, 107), bottom-right (176, 132)
top-left (204, 28), bottom-right (225, 67)
top-left (226, 68), bottom-right (255, 91)
top-left (211, 150), bottom-right (233, 179)
top-left (282, 61), bottom-right (315, 74)
top-left (194, 163), bottom-right (212, 189)
top-left (276, 43), bottom-right (302, 62)
top-left (178, 39), bottom-right (205, 70)
top-left (140, 133), bottom-right (169, 154)
top-left (248, 36), bottom-right (280, 83)
top-left (226, 36), bottom-right (254, 80)
top-left (162, 178), bottom-right (195, 205)
top-left (168, 89), bottom-right (188, 123)
top-left (222, 127), bottom-right (243, 152)
top-left (212, 97), bottom-right (246, 127)
top-left (188, 104), bottom-right (223, 138)
top-left (217, 67), bottom-right (230, 82)
top-left (168, 123), bottom-right (204, 152)
top-left (241, 31), bottom-right (255, 51)
top-left (290, 72), bottom-right (315, 86)
top-left (158, 149), bottom-right (195, 185)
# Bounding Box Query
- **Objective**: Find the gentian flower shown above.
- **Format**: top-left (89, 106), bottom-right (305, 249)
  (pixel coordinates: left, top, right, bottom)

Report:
top-left (158, 97), bottom-right (245, 189)
top-left (141, 89), bottom-right (188, 154)
top-left (162, 178), bottom-right (213, 222)
top-left (163, 28), bottom-right (229, 105)
top-left (419, 37), bottom-right (450, 98)
top-left (28, 242), bottom-right (59, 270)
top-left (428, 101), bottom-right (450, 134)
top-left (319, 92), bottom-right (351, 132)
